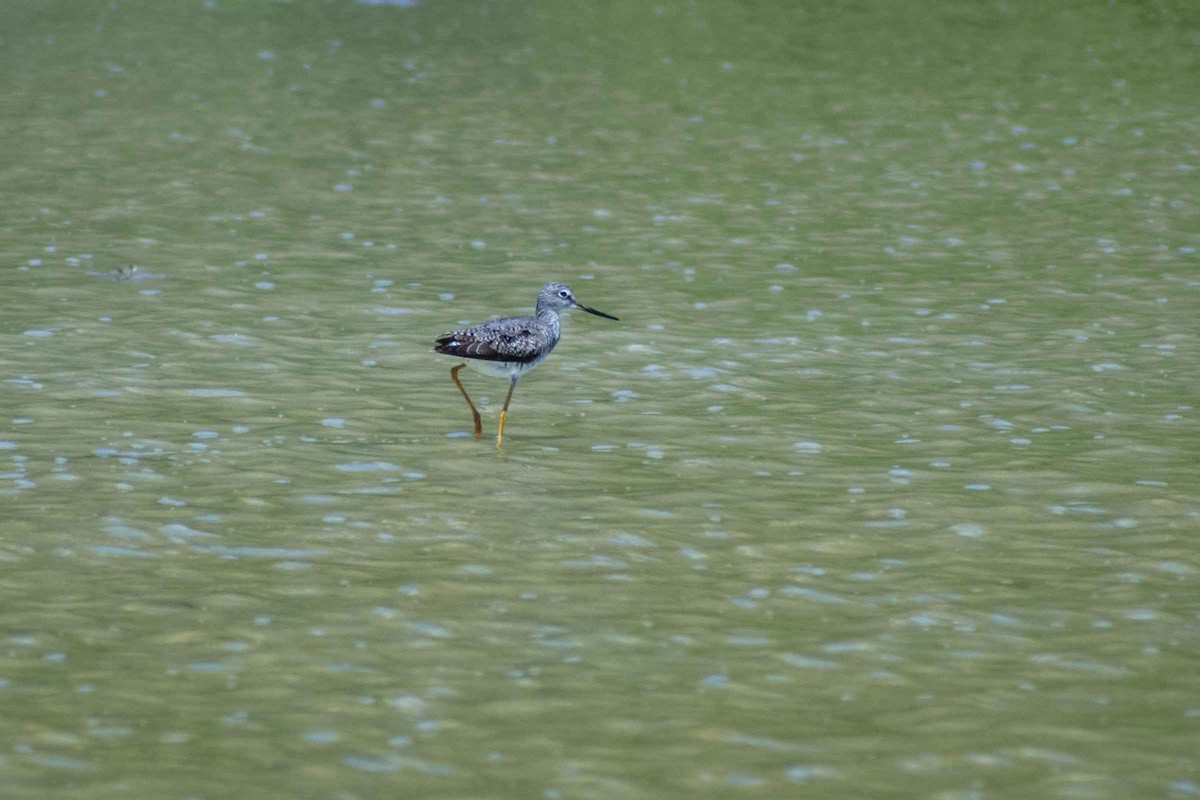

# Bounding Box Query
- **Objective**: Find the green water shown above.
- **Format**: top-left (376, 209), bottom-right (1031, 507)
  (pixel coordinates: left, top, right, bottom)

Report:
top-left (2, 1), bottom-right (1198, 798)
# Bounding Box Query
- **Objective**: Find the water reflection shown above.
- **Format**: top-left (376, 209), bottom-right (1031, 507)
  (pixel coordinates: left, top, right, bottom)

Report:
top-left (85, 265), bottom-right (165, 282)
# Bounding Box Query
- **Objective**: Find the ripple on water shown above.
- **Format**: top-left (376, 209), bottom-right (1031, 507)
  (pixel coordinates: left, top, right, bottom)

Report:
top-left (24, 753), bottom-right (96, 770)
top-left (90, 545), bottom-right (158, 558)
top-left (335, 461), bottom-right (400, 472)
top-left (188, 546), bottom-right (330, 559)
top-left (386, 693), bottom-right (427, 715)
top-left (408, 621), bottom-right (452, 639)
top-left (780, 586), bottom-right (849, 605)
top-left (1028, 654), bottom-right (1131, 677)
top-left (186, 388), bottom-right (246, 398)
top-left (210, 334), bottom-right (257, 346)
top-left (103, 518), bottom-right (154, 541)
top-left (342, 753), bottom-right (454, 776)
top-left (781, 653), bottom-right (841, 670)
top-left (162, 523), bottom-right (219, 541)
top-left (608, 532), bottom-right (656, 547)
top-left (785, 764), bottom-right (840, 783)
top-left (949, 523), bottom-right (986, 539)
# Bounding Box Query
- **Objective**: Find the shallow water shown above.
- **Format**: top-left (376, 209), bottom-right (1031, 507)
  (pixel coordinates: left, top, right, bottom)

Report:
top-left (2, 1), bottom-right (1198, 798)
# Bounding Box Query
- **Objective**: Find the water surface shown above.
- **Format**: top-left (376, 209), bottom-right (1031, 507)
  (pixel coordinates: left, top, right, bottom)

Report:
top-left (2, 1), bottom-right (1198, 798)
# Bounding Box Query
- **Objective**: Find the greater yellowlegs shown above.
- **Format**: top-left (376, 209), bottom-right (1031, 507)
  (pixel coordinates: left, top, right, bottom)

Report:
top-left (433, 281), bottom-right (619, 447)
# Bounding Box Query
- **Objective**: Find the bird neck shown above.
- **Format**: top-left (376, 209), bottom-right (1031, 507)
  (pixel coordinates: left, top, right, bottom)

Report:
top-left (536, 306), bottom-right (562, 337)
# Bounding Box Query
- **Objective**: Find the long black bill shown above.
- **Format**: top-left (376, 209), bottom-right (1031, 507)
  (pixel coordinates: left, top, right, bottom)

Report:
top-left (576, 302), bottom-right (619, 321)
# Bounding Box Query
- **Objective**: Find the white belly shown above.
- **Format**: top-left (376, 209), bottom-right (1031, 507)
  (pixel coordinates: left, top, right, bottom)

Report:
top-left (467, 354), bottom-right (547, 379)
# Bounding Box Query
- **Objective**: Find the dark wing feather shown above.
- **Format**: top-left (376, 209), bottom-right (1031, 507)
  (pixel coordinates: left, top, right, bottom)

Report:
top-left (433, 320), bottom-right (546, 364)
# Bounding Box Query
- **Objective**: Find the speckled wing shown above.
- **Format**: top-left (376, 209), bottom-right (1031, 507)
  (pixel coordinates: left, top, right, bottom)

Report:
top-left (433, 319), bottom-right (546, 364)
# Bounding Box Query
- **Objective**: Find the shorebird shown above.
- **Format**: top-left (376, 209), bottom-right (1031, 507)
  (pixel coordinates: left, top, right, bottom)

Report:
top-left (433, 282), bottom-right (619, 447)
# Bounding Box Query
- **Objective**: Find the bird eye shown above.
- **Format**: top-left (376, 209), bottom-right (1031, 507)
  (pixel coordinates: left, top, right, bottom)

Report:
top-left (558, 289), bottom-right (571, 298)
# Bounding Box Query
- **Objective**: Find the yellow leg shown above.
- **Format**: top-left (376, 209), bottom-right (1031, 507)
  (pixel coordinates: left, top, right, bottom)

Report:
top-left (496, 375), bottom-right (519, 449)
top-left (450, 364), bottom-right (482, 439)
